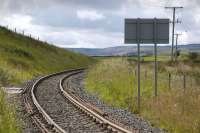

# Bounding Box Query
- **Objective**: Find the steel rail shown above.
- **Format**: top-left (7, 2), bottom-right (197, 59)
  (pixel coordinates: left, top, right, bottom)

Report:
top-left (60, 71), bottom-right (134, 133)
top-left (31, 69), bottom-right (84, 133)
top-left (23, 96), bottom-right (49, 133)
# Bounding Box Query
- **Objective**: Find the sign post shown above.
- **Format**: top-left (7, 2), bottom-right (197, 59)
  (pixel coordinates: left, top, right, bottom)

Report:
top-left (137, 43), bottom-right (140, 111)
top-left (136, 19), bottom-right (141, 111)
top-left (125, 18), bottom-right (169, 111)
top-left (154, 18), bottom-right (158, 97)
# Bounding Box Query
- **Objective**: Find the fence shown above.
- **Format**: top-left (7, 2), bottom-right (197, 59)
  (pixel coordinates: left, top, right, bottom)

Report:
top-left (133, 67), bottom-right (200, 95)
top-left (1, 25), bottom-right (47, 44)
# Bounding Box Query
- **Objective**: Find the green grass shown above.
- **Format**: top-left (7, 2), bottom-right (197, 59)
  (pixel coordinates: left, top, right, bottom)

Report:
top-left (85, 59), bottom-right (136, 109)
top-left (0, 89), bottom-right (21, 133)
top-left (85, 58), bottom-right (200, 132)
top-left (0, 26), bottom-right (94, 85)
top-left (85, 58), bottom-right (169, 112)
top-left (0, 26), bottom-right (95, 132)
top-left (93, 55), bottom-right (170, 62)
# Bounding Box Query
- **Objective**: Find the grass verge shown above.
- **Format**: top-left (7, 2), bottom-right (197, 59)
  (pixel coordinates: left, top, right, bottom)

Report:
top-left (0, 89), bottom-right (21, 133)
top-left (85, 58), bottom-right (200, 132)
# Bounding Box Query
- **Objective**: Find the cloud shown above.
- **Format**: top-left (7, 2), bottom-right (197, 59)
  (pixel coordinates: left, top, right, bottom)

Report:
top-left (0, 0), bottom-right (200, 48)
top-left (0, 14), bottom-right (32, 28)
top-left (77, 10), bottom-right (105, 21)
top-left (0, 0), bottom-right (126, 15)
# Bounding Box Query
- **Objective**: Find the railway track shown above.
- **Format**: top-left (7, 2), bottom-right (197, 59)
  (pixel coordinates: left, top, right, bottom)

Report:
top-left (22, 69), bottom-right (138, 133)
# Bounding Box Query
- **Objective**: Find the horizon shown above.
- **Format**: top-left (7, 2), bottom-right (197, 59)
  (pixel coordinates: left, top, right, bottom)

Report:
top-left (67, 43), bottom-right (200, 49)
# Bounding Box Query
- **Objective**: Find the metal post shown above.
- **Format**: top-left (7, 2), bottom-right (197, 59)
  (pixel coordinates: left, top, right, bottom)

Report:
top-left (154, 18), bottom-right (158, 97)
top-left (136, 18), bottom-right (141, 112)
top-left (175, 33), bottom-right (182, 61)
top-left (171, 8), bottom-right (175, 61)
top-left (169, 73), bottom-right (171, 89)
top-left (183, 74), bottom-right (186, 90)
top-left (137, 43), bottom-right (140, 111)
top-left (175, 33), bottom-right (178, 61)
top-left (154, 44), bottom-right (158, 96)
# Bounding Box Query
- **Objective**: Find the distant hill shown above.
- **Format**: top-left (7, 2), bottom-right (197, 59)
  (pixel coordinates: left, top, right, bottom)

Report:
top-left (68, 44), bottom-right (200, 56)
top-left (0, 26), bottom-right (94, 85)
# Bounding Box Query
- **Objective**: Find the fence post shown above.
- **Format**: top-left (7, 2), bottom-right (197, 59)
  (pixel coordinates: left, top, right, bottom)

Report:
top-left (183, 74), bottom-right (186, 90)
top-left (135, 69), bottom-right (137, 77)
top-left (145, 70), bottom-right (147, 80)
top-left (182, 74), bottom-right (186, 115)
top-left (169, 73), bottom-right (171, 89)
top-left (191, 77), bottom-right (193, 88)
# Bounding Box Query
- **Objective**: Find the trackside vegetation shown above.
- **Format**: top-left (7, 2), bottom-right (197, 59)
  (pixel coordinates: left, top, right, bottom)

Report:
top-left (85, 57), bottom-right (200, 133)
top-left (0, 26), bottom-right (95, 132)
top-left (0, 89), bottom-right (21, 133)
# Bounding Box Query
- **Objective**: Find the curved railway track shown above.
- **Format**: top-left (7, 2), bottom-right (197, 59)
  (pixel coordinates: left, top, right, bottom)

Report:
top-left (23, 69), bottom-right (138, 133)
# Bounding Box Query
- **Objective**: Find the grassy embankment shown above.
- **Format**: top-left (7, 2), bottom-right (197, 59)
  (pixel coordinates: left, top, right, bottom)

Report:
top-left (85, 56), bottom-right (200, 133)
top-left (0, 26), bottom-right (94, 133)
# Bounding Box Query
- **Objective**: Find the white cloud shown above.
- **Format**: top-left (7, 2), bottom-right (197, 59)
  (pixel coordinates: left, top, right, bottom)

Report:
top-left (0, 1), bottom-right (200, 48)
top-left (0, 14), bottom-right (47, 40)
top-left (0, 13), bottom-right (122, 48)
top-left (0, 14), bottom-right (32, 29)
top-left (77, 10), bottom-right (105, 21)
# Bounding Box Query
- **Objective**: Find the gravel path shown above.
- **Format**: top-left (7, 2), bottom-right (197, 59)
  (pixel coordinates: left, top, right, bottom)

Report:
top-left (63, 72), bottom-right (164, 133)
top-left (35, 72), bottom-right (109, 133)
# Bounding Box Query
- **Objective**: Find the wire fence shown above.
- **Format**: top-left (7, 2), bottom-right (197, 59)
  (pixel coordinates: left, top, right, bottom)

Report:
top-left (133, 67), bottom-right (200, 95)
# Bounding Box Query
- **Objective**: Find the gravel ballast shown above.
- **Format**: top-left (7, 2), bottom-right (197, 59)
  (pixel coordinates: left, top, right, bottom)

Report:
top-left (35, 72), bottom-right (109, 133)
top-left (63, 72), bottom-right (164, 133)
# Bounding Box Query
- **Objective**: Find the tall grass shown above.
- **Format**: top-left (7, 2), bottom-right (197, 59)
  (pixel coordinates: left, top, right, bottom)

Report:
top-left (143, 89), bottom-right (200, 132)
top-left (85, 58), bottom-right (136, 110)
top-left (85, 58), bottom-right (200, 132)
top-left (0, 89), bottom-right (21, 133)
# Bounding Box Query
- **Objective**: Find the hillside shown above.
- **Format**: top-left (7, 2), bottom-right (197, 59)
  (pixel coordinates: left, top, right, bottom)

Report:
top-left (68, 44), bottom-right (200, 56)
top-left (0, 26), bottom-right (94, 85)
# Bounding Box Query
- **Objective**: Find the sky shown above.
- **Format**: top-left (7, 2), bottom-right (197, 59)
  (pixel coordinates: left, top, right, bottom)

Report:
top-left (0, 0), bottom-right (199, 48)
